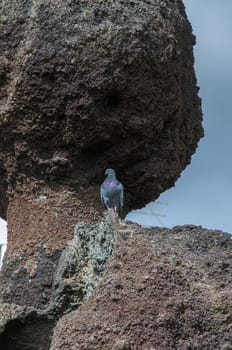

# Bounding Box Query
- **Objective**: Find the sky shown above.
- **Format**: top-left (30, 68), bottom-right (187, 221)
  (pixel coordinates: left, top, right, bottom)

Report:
top-left (1, 0), bottom-right (232, 243)
top-left (127, 0), bottom-right (232, 233)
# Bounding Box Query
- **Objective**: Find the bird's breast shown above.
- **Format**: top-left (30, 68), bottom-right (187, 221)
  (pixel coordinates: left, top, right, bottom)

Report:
top-left (103, 181), bottom-right (118, 188)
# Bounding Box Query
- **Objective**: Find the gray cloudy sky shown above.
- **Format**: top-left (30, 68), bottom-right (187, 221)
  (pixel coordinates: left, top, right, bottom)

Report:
top-left (128, 0), bottom-right (232, 233)
top-left (1, 0), bottom-right (232, 240)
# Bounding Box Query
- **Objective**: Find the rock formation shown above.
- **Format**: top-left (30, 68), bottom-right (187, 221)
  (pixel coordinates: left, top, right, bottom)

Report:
top-left (0, 0), bottom-right (202, 220)
top-left (48, 213), bottom-right (116, 315)
top-left (0, 0), bottom-right (202, 307)
top-left (0, 0), bottom-right (209, 348)
top-left (0, 303), bottom-right (55, 350)
top-left (51, 225), bottom-right (232, 350)
top-left (1, 216), bottom-right (231, 350)
top-left (0, 213), bottom-right (117, 350)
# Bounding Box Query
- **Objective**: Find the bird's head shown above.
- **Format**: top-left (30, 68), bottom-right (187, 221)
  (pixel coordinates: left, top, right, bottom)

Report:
top-left (104, 168), bottom-right (116, 178)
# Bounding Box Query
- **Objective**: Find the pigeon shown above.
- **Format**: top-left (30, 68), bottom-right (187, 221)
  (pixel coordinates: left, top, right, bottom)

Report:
top-left (100, 168), bottom-right (124, 216)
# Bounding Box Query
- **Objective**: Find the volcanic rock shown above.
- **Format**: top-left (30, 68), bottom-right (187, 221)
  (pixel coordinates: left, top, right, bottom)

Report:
top-left (0, 0), bottom-right (202, 220)
top-left (51, 225), bottom-right (232, 350)
top-left (0, 303), bottom-right (54, 350)
top-left (0, 0), bottom-right (203, 318)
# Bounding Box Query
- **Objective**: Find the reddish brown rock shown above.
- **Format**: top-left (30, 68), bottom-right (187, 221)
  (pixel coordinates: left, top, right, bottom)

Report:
top-left (0, 183), bottom-right (101, 309)
top-left (0, 0), bottom-right (203, 315)
top-left (0, 0), bottom-right (202, 221)
top-left (7, 183), bottom-right (100, 257)
top-left (51, 225), bottom-right (232, 350)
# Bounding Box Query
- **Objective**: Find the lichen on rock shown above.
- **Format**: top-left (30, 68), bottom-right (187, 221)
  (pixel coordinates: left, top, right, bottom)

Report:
top-left (0, 0), bottom-right (210, 348)
top-left (0, 0), bottom-right (203, 312)
top-left (0, 0), bottom-right (204, 309)
top-left (51, 226), bottom-right (232, 350)
top-left (49, 211), bottom-right (117, 315)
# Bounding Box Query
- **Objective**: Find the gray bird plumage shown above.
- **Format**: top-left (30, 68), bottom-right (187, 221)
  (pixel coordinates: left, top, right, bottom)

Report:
top-left (100, 168), bottom-right (124, 216)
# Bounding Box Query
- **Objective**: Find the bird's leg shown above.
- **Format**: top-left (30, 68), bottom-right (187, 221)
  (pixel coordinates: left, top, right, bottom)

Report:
top-left (107, 208), bottom-right (118, 224)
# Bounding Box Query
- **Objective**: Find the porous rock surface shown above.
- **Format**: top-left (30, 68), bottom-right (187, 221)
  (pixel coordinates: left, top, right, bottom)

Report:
top-left (0, 0), bottom-right (203, 310)
top-left (0, 303), bottom-right (35, 334)
top-left (51, 225), bottom-right (232, 350)
top-left (0, 212), bottom-right (116, 311)
top-left (0, 0), bottom-right (203, 222)
top-left (0, 0), bottom-right (205, 343)
top-left (0, 303), bottom-right (54, 350)
top-left (0, 213), bottom-right (117, 349)
top-left (48, 212), bottom-right (116, 315)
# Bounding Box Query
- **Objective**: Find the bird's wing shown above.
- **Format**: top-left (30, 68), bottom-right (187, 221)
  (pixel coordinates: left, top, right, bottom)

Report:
top-left (118, 182), bottom-right (124, 214)
top-left (100, 185), bottom-right (104, 201)
top-left (100, 185), bottom-right (107, 208)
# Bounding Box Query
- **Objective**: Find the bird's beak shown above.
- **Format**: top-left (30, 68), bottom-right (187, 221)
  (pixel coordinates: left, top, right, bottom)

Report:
top-left (104, 170), bottom-right (108, 176)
